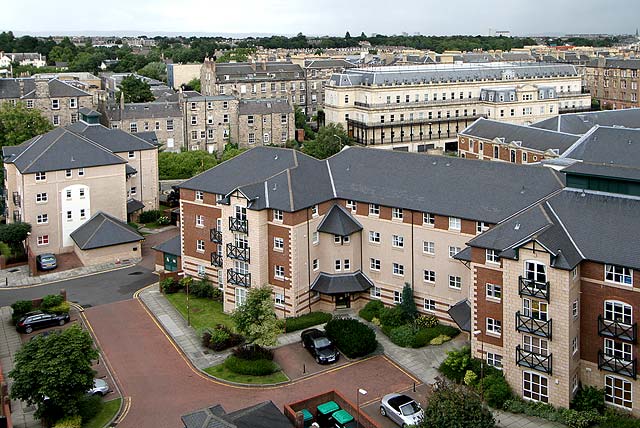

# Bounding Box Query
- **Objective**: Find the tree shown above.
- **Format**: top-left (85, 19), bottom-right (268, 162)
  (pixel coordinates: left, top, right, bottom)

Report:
top-left (302, 123), bottom-right (351, 159)
top-left (231, 286), bottom-right (281, 346)
top-left (220, 143), bottom-right (246, 163)
top-left (9, 325), bottom-right (98, 422)
top-left (137, 61), bottom-right (167, 82)
top-left (158, 150), bottom-right (217, 180)
top-left (417, 379), bottom-right (495, 428)
top-left (0, 222), bottom-right (31, 255)
top-left (184, 78), bottom-right (201, 92)
top-left (0, 102), bottom-right (53, 148)
top-left (115, 75), bottom-right (155, 103)
top-left (399, 283), bottom-right (418, 321)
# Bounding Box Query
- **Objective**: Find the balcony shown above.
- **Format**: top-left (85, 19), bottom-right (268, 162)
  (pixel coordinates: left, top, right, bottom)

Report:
top-left (12, 192), bottom-right (20, 207)
top-left (518, 276), bottom-right (550, 301)
top-left (211, 252), bottom-right (223, 268)
top-left (227, 269), bottom-right (251, 287)
top-left (210, 228), bottom-right (222, 243)
top-left (353, 96), bottom-right (481, 110)
top-left (598, 315), bottom-right (637, 343)
top-left (516, 345), bottom-right (553, 374)
top-left (516, 311), bottom-right (552, 339)
top-left (598, 350), bottom-right (637, 379)
top-left (229, 217), bottom-right (248, 234)
top-left (226, 243), bottom-right (250, 262)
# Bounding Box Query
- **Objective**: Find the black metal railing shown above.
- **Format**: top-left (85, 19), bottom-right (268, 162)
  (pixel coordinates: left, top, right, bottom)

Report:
top-left (598, 315), bottom-right (637, 343)
top-left (12, 192), bottom-right (20, 207)
top-left (210, 228), bottom-right (222, 243)
top-left (227, 269), bottom-right (251, 287)
top-left (211, 253), bottom-right (223, 267)
top-left (518, 276), bottom-right (550, 301)
top-left (516, 345), bottom-right (552, 374)
top-left (598, 350), bottom-right (637, 379)
top-left (516, 311), bottom-right (552, 339)
top-left (226, 243), bottom-right (250, 262)
top-left (229, 217), bottom-right (248, 234)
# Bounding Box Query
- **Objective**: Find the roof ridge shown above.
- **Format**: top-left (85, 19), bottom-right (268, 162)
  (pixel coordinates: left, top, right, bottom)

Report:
top-left (64, 126), bottom-right (132, 158)
top-left (10, 133), bottom-right (44, 165)
top-left (286, 169), bottom-right (294, 211)
top-left (544, 200), bottom-right (585, 259)
top-left (81, 215), bottom-right (107, 248)
top-left (21, 129), bottom-right (67, 172)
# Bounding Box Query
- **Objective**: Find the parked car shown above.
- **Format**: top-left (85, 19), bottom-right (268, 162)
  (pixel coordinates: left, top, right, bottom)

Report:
top-left (88, 378), bottom-right (109, 396)
top-left (380, 393), bottom-right (424, 427)
top-left (36, 253), bottom-right (57, 271)
top-left (301, 328), bottom-right (339, 364)
top-left (29, 329), bottom-right (61, 341)
top-left (16, 311), bottom-right (70, 334)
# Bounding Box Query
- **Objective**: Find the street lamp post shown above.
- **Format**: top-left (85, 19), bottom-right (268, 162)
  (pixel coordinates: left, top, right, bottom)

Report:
top-left (356, 388), bottom-right (367, 428)
top-left (473, 329), bottom-right (484, 400)
top-left (333, 134), bottom-right (343, 150)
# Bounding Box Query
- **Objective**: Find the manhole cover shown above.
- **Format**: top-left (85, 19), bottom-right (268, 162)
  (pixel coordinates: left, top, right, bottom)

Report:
top-left (7, 268), bottom-right (20, 273)
top-left (127, 271), bottom-right (144, 276)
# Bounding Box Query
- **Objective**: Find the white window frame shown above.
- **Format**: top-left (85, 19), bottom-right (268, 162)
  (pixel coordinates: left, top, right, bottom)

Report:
top-left (311, 205), bottom-right (318, 217)
top-left (423, 212), bottom-right (435, 225)
top-left (335, 259), bottom-right (341, 271)
top-left (449, 217), bottom-right (461, 230)
top-left (424, 299), bottom-right (436, 312)
top-left (487, 353), bottom-right (503, 370)
top-left (273, 237), bottom-right (284, 251)
top-left (604, 300), bottom-right (632, 325)
top-left (605, 264), bottom-right (633, 286)
top-left (343, 259), bottom-right (350, 271)
top-left (449, 275), bottom-right (462, 290)
top-left (368, 231), bottom-right (380, 243)
top-left (448, 246), bottom-right (461, 259)
top-left (393, 290), bottom-right (402, 304)
top-left (36, 193), bottom-right (48, 203)
top-left (486, 249), bottom-right (500, 264)
top-left (392, 235), bottom-right (404, 248)
top-left (273, 209), bottom-right (283, 222)
top-left (423, 241), bottom-right (435, 255)
top-left (572, 300), bottom-right (579, 319)
top-left (369, 204), bottom-right (380, 216)
top-left (235, 287), bottom-right (247, 306)
top-left (605, 375), bottom-right (632, 409)
top-left (313, 259), bottom-right (319, 271)
top-left (196, 239), bottom-right (205, 253)
top-left (525, 260), bottom-right (547, 284)
top-left (275, 293), bottom-right (285, 307)
top-left (312, 231), bottom-right (319, 245)
top-left (523, 371), bottom-right (548, 403)
top-left (370, 286), bottom-right (381, 299)
top-left (274, 265), bottom-right (285, 280)
top-left (346, 200), bottom-right (357, 211)
top-left (392, 207), bottom-right (403, 220)
top-left (36, 214), bottom-right (48, 224)
top-left (195, 215), bottom-right (205, 228)
top-left (392, 263), bottom-right (404, 276)
top-left (486, 318), bottom-right (501, 336)
top-left (486, 283), bottom-right (502, 301)
top-left (423, 270), bottom-right (436, 283)
top-left (37, 235), bottom-right (49, 246)
top-left (195, 191), bottom-right (204, 202)
top-left (35, 172), bottom-right (46, 182)
top-left (370, 258), bottom-right (381, 271)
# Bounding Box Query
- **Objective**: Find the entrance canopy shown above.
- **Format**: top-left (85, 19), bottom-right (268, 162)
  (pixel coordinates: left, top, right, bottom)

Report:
top-left (310, 270), bottom-right (374, 295)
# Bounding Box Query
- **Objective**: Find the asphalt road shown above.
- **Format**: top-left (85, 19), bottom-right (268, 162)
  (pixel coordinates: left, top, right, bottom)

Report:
top-left (0, 265), bottom-right (158, 308)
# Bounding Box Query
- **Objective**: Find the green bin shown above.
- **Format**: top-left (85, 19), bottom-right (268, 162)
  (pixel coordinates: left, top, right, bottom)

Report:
top-left (331, 409), bottom-right (357, 428)
top-left (317, 401), bottom-right (340, 426)
top-left (301, 408), bottom-right (313, 428)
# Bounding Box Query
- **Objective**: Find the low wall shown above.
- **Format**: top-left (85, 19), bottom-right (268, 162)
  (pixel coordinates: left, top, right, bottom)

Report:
top-left (284, 389), bottom-right (378, 428)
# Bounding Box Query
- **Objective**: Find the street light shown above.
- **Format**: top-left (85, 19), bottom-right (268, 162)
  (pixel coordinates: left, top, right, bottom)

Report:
top-left (178, 272), bottom-right (190, 327)
top-left (473, 329), bottom-right (484, 400)
top-left (356, 388), bottom-right (367, 428)
top-left (333, 134), bottom-right (343, 150)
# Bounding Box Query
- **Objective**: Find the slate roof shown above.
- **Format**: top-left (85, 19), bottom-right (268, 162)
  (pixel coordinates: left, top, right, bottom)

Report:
top-left (103, 102), bottom-right (183, 121)
top-left (67, 121), bottom-right (158, 152)
top-left (213, 61), bottom-right (303, 82)
top-left (467, 188), bottom-right (640, 270)
top-left (531, 108), bottom-right (640, 135)
top-left (238, 99), bottom-right (292, 115)
top-left (317, 204), bottom-right (363, 236)
top-left (304, 59), bottom-right (357, 69)
top-left (127, 199), bottom-right (145, 214)
top-left (460, 118), bottom-right (580, 154)
top-left (70, 212), bottom-right (144, 250)
top-left (448, 300), bottom-right (471, 332)
top-left (181, 401), bottom-right (292, 428)
top-left (310, 270), bottom-right (374, 295)
top-left (0, 77), bottom-right (91, 99)
top-left (152, 235), bottom-right (180, 256)
top-left (561, 126), bottom-right (640, 167)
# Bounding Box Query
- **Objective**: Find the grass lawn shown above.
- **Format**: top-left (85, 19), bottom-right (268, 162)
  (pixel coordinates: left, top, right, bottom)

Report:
top-left (204, 364), bottom-right (288, 384)
top-left (165, 292), bottom-right (233, 331)
top-left (83, 398), bottom-right (122, 428)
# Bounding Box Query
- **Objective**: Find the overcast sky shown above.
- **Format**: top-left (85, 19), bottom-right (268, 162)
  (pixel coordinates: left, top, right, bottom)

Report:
top-left (2, 0), bottom-right (638, 37)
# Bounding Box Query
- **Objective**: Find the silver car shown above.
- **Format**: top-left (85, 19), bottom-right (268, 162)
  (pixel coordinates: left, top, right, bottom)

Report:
top-left (380, 393), bottom-right (424, 427)
top-left (88, 378), bottom-right (109, 396)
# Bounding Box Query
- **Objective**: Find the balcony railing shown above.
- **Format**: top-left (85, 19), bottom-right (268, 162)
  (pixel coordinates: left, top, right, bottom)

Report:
top-left (516, 345), bottom-right (553, 374)
top-left (226, 243), bottom-right (250, 262)
top-left (227, 269), bottom-right (251, 287)
top-left (598, 315), bottom-right (637, 343)
top-left (210, 228), bottom-right (222, 243)
top-left (518, 276), bottom-right (550, 301)
top-left (211, 252), bottom-right (223, 268)
top-left (353, 96), bottom-right (481, 109)
top-left (598, 350), bottom-right (637, 379)
top-left (516, 311), bottom-right (552, 339)
top-left (12, 192), bottom-right (20, 207)
top-left (229, 217), bottom-right (248, 234)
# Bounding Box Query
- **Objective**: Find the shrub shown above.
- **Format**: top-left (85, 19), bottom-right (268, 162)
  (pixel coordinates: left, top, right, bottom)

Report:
top-left (190, 279), bottom-right (215, 298)
top-left (599, 408), bottom-right (640, 428)
top-left (371, 317), bottom-right (381, 326)
top-left (284, 312), bottom-right (332, 332)
top-left (412, 325), bottom-right (460, 348)
top-left (139, 210), bottom-right (162, 223)
top-left (464, 369), bottom-right (478, 386)
top-left (571, 386), bottom-right (605, 414)
top-left (429, 334), bottom-right (451, 345)
top-left (481, 374), bottom-right (513, 409)
top-left (439, 346), bottom-right (471, 383)
top-left (202, 324), bottom-right (244, 351)
top-left (398, 283), bottom-right (418, 320)
top-left (160, 277), bottom-right (181, 294)
top-left (11, 300), bottom-right (33, 324)
top-left (415, 314), bottom-right (439, 329)
top-left (41, 294), bottom-right (64, 310)
top-left (389, 325), bottom-right (415, 347)
top-left (78, 395), bottom-right (103, 422)
top-left (223, 355), bottom-right (279, 376)
top-left (422, 380), bottom-right (495, 428)
top-left (379, 306), bottom-right (407, 328)
top-left (359, 300), bottom-right (384, 322)
top-left (324, 318), bottom-right (378, 358)
top-left (211, 287), bottom-right (223, 301)
top-left (53, 416), bottom-right (82, 428)
top-left (44, 302), bottom-right (70, 315)
top-left (561, 409), bottom-right (602, 428)
top-left (157, 216), bottom-right (171, 226)
top-left (232, 344), bottom-right (274, 361)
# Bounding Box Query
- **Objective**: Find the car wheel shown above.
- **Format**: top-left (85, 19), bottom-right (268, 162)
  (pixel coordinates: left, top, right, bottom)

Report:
top-left (380, 406), bottom-right (386, 417)
top-left (59, 319), bottom-right (65, 326)
top-left (25, 326), bottom-right (33, 334)
top-left (316, 356), bottom-right (321, 363)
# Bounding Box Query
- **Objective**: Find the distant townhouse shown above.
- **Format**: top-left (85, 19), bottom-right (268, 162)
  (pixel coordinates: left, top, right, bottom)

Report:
top-left (0, 77), bottom-right (93, 126)
top-left (302, 58), bottom-right (357, 116)
top-left (325, 63), bottom-right (591, 152)
top-left (585, 58), bottom-right (640, 109)
top-left (0, 52), bottom-right (47, 68)
top-left (167, 63), bottom-right (202, 90)
top-left (99, 72), bottom-right (174, 101)
top-left (2, 109), bottom-right (158, 261)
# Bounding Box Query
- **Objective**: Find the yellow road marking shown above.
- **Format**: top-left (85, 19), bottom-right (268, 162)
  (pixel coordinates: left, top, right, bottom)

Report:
top-left (0, 264), bottom-right (139, 290)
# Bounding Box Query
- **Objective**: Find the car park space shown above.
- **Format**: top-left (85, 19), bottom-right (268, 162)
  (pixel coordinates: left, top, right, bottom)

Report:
top-left (273, 342), bottom-right (350, 381)
top-left (361, 384), bottom-right (431, 428)
top-left (33, 252), bottom-right (83, 275)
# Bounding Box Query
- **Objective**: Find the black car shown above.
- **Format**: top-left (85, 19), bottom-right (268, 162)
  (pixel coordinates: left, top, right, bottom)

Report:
top-left (16, 311), bottom-right (70, 334)
top-left (301, 328), bottom-right (339, 364)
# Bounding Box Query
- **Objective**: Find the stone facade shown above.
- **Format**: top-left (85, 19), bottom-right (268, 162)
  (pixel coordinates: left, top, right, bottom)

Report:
top-left (585, 58), bottom-right (640, 110)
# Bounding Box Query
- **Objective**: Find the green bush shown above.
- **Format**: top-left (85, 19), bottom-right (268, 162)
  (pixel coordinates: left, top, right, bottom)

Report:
top-left (160, 277), bottom-right (181, 294)
top-left (232, 344), bottom-right (274, 361)
top-left (389, 325), bottom-right (415, 347)
top-left (439, 346), bottom-right (471, 383)
top-left (561, 409), bottom-right (602, 428)
top-left (412, 324), bottom-right (460, 348)
top-left (429, 334), bottom-right (451, 345)
top-left (202, 324), bottom-right (244, 351)
top-left (599, 408), bottom-right (640, 428)
top-left (139, 210), bottom-right (162, 223)
top-left (190, 279), bottom-right (215, 298)
top-left (284, 312), bottom-right (332, 332)
top-left (41, 294), bottom-right (64, 310)
top-left (11, 300), bottom-right (33, 324)
top-left (464, 370), bottom-right (478, 386)
top-left (379, 306), bottom-right (407, 328)
top-left (503, 398), bottom-right (603, 428)
top-left (53, 416), bottom-right (82, 428)
top-left (324, 318), bottom-right (378, 358)
top-left (481, 374), bottom-right (513, 409)
top-left (359, 300), bottom-right (384, 322)
top-left (78, 395), bottom-right (103, 422)
top-left (422, 381), bottom-right (495, 428)
top-left (44, 302), bottom-right (70, 315)
top-left (223, 355), bottom-right (279, 376)
top-left (415, 314), bottom-right (439, 328)
top-left (157, 216), bottom-right (171, 226)
top-left (571, 386), bottom-right (605, 414)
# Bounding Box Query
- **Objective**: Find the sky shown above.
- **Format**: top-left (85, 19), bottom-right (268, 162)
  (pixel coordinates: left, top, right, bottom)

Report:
top-left (2, 0), bottom-right (639, 37)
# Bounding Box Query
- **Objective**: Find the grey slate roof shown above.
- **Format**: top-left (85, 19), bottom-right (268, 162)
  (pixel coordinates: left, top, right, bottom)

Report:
top-left (126, 164), bottom-right (138, 175)
top-left (70, 211), bottom-right (144, 250)
top-left (152, 235), bottom-right (180, 256)
top-left (460, 118), bottom-right (580, 154)
top-left (181, 401), bottom-right (292, 428)
top-left (531, 108), bottom-right (640, 135)
top-left (317, 204), bottom-right (363, 236)
top-left (238, 98), bottom-right (292, 115)
top-left (67, 121), bottom-right (158, 152)
top-left (304, 59), bottom-right (357, 69)
top-left (127, 199), bottom-right (145, 214)
top-left (562, 126), bottom-right (640, 169)
top-left (103, 102), bottom-right (183, 121)
top-left (310, 270), bottom-right (374, 295)
top-left (447, 300), bottom-right (471, 332)
top-left (0, 77), bottom-right (91, 99)
top-left (213, 61), bottom-right (303, 83)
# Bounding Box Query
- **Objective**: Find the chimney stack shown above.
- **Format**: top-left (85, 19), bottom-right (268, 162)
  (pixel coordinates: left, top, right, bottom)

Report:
top-left (34, 78), bottom-right (49, 99)
top-left (120, 91), bottom-right (125, 110)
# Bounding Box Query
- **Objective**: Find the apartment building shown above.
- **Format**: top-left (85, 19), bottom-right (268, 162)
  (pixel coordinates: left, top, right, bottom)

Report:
top-left (178, 146), bottom-right (562, 323)
top-left (585, 58), bottom-right (640, 109)
top-left (301, 59), bottom-right (357, 116)
top-left (0, 52), bottom-right (47, 68)
top-left (167, 63), bottom-right (202, 89)
top-left (460, 125), bottom-right (640, 414)
top-left (325, 63), bottom-right (591, 152)
top-left (0, 77), bottom-right (93, 126)
top-left (2, 109), bottom-right (158, 258)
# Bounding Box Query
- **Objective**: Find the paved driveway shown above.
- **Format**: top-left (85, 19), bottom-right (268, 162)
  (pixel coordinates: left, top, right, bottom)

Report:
top-left (85, 299), bottom-right (419, 428)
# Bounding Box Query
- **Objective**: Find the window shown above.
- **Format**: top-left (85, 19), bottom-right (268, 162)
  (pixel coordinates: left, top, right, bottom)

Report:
top-left (35, 172), bottom-right (46, 182)
top-left (247, 115), bottom-right (254, 125)
top-left (448, 246), bottom-right (461, 258)
top-left (369, 204), bottom-right (380, 216)
top-left (66, 211), bottom-right (72, 221)
top-left (449, 275), bottom-right (462, 290)
top-left (573, 300), bottom-right (579, 319)
top-left (80, 209), bottom-right (86, 219)
top-left (263, 133), bottom-right (270, 143)
top-left (605, 264), bottom-right (632, 286)
top-left (605, 376), bottom-right (632, 409)
top-left (130, 123), bottom-right (138, 133)
top-left (311, 205), bottom-right (318, 217)
top-left (281, 114), bottom-right (288, 124)
top-left (486, 249), bottom-right (500, 264)
top-left (487, 353), bottom-right (503, 369)
top-left (64, 168), bottom-right (72, 178)
top-left (273, 209), bottom-right (283, 222)
top-left (313, 259), bottom-right (319, 271)
top-left (369, 231), bottom-right (380, 243)
top-left (274, 265), bottom-right (285, 280)
top-left (51, 99), bottom-right (59, 109)
top-left (208, 129), bottom-right (214, 139)
top-left (522, 152), bottom-right (528, 162)
top-left (66, 189), bottom-right (72, 199)
top-left (604, 301), bottom-right (632, 325)
top-left (573, 373), bottom-right (579, 393)
top-left (485, 318), bottom-right (501, 335)
top-left (196, 215), bottom-right (205, 227)
top-left (52, 115), bottom-right (60, 126)
top-left (423, 241), bottom-right (435, 255)
top-left (394, 290), bottom-right (402, 304)
top-left (486, 283), bottom-right (502, 300)
top-left (130, 186), bottom-right (137, 196)
top-left (36, 214), bottom-right (48, 224)
top-left (196, 239), bottom-right (205, 252)
top-left (195, 191), bottom-right (203, 201)
top-left (369, 258), bottom-right (381, 271)
top-left (343, 259), bottom-right (350, 271)
top-left (423, 270), bottom-right (436, 283)
top-left (449, 217), bottom-right (461, 230)
top-left (523, 298), bottom-right (548, 321)
top-left (312, 231), bottom-right (319, 244)
top-left (37, 235), bottom-right (49, 246)
top-left (525, 260), bottom-right (547, 283)
top-left (235, 287), bottom-right (247, 306)
top-left (393, 263), bottom-right (404, 276)
top-left (275, 293), bottom-right (285, 307)
top-left (392, 235), bottom-right (404, 248)
top-left (392, 207), bottom-right (403, 220)
top-left (523, 372), bottom-right (548, 403)
top-left (248, 133), bottom-right (255, 145)
top-left (36, 193), bottom-right (47, 203)
top-left (423, 212), bottom-right (435, 225)
top-left (166, 119), bottom-right (174, 131)
top-left (424, 299), bottom-right (436, 312)
top-left (128, 151), bottom-right (135, 159)
top-left (477, 222), bottom-right (489, 233)
top-left (346, 200), bottom-right (357, 211)
top-left (335, 259), bottom-right (341, 271)
top-left (334, 235), bottom-right (342, 244)
top-left (493, 146), bottom-right (499, 159)
top-left (78, 168), bottom-right (84, 177)
top-left (26, 100), bottom-right (34, 108)
top-left (223, 114), bottom-right (229, 124)
top-left (370, 286), bottom-right (381, 299)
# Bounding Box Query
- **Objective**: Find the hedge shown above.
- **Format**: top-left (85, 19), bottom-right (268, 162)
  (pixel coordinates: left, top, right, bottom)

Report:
top-left (411, 324), bottom-right (460, 348)
top-left (232, 344), bottom-right (274, 361)
top-left (45, 302), bottom-right (70, 315)
top-left (223, 355), bottom-right (279, 376)
top-left (283, 312), bottom-right (332, 332)
top-left (324, 318), bottom-right (377, 358)
top-left (359, 300), bottom-right (384, 322)
top-left (139, 210), bottom-right (162, 223)
top-left (52, 416), bottom-right (81, 428)
top-left (11, 300), bottom-right (33, 325)
top-left (202, 324), bottom-right (244, 351)
top-left (41, 294), bottom-right (64, 310)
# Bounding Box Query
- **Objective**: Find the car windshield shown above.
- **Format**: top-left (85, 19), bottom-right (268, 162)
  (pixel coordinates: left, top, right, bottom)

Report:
top-left (399, 401), bottom-right (420, 416)
top-left (314, 337), bottom-right (332, 348)
top-left (41, 256), bottom-right (55, 262)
